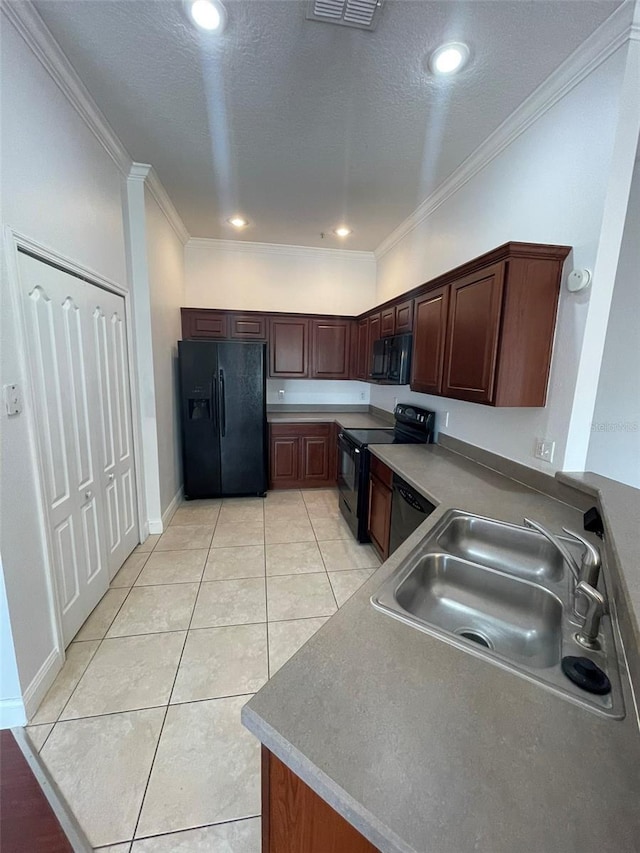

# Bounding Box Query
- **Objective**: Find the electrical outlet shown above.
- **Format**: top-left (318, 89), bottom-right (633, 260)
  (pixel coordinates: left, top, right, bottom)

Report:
top-left (3, 383), bottom-right (21, 416)
top-left (393, 396), bottom-right (398, 408)
top-left (278, 389), bottom-right (285, 399)
top-left (442, 411), bottom-right (450, 428)
top-left (359, 392), bottom-right (365, 400)
top-left (534, 438), bottom-right (555, 463)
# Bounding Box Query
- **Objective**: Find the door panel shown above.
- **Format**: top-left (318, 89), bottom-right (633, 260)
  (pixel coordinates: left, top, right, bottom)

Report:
top-left (218, 342), bottom-right (267, 495)
top-left (311, 320), bottom-right (350, 379)
top-left (443, 263), bottom-right (505, 404)
top-left (18, 252), bottom-right (138, 645)
top-left (411, 286), bottom-right (450, 396)
top-left (269, 317), bottom-right (309, 377)
top-left (301, 437), bottom-right (330, 482)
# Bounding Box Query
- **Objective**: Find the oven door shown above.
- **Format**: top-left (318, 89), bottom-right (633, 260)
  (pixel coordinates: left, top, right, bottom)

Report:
top-left (337, 432), bottom-right (360, 534)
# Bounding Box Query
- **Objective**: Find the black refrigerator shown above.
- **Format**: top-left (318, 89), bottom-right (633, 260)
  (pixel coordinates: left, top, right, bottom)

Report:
top-left (178, 340), bottom-right (268, 499)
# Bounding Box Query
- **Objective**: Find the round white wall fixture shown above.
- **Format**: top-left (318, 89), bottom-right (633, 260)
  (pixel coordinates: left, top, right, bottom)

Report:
top-left (567, 268), bottom-right (592, 292)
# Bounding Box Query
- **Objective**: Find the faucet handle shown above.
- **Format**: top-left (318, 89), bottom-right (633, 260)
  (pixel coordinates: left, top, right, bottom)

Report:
top-left (575, 581), bottom-right (606, 649)
top-left (562, 528), bottom-right (601, 588)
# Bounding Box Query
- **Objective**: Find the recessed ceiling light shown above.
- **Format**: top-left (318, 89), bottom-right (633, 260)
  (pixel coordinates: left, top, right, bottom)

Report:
top-left (333, 226), bottom-right (352, 238)
top-left (227, 216), bottom-right (248, 228)
top-left (429, 42), bottom-right (470, 75)
top-left (184, 0), bottom-right (227, 32)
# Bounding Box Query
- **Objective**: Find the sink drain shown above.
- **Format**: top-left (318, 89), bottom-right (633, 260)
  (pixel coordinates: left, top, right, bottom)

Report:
top-left (456, 628), bottom-right (493, 649)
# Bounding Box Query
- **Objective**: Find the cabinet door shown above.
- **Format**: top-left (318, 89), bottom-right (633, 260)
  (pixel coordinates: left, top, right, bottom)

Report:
top-left (411, 286), bottom-right (450, 395)
top-left (353, 318), bottom-right (369, 380)
top-left (380, 307), bottom-right (396, 337)
top-left (269, 435), bottom-right (300, 488)
top-left (394, 299), bottom-right (414, 333)
top-left (366, 313), bottom-right (381, 379)
top-left (301, 435), bottom-right (331, 483)
top-left (229, 313), bottom-right (266, 339)
top-left (182, 309), bottom-right (228, 339)
top-left (443, 263), bottom-right (505, 404)
top-left (269, 317), bottom-right (309, 378)
top-left (368, 475), bottom-right (392, 561)
top-left (311, 319), bottom-right (351, 379)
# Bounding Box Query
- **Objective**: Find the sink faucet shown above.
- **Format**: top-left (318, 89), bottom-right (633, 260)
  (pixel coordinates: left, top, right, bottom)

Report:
top-left (523, 518), bottom-right (602, 619)
top-left (574, 581), bottom-right (607, 649)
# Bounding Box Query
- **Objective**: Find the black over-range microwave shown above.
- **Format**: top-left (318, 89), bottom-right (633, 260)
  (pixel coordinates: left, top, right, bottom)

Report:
top-left (370, 334), bottom-right (412, 384)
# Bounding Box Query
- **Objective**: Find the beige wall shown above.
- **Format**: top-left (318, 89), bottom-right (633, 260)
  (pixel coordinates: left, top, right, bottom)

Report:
top-left (184, 240), bottom-right (376, 316)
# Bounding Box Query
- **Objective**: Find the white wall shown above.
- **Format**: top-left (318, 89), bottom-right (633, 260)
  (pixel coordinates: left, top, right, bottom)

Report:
top-left (0, 556), bottom-right (26, 728)
top-left (373, 46), bottom-right (631, 473)
top-left (587, 152), bottom-right (640, 487)
top-left (144, 188), bottom-right (185, 516)
top-left (185, 240), bottom-right (376, 316)
top-left (267, 379), bottom-right (370, 406)
top-left (0, 15), bottom-right (131, 706)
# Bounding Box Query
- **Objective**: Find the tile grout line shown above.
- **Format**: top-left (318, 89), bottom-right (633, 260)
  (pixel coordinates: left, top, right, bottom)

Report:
top-left (129, 501), bottom-right (221, 844)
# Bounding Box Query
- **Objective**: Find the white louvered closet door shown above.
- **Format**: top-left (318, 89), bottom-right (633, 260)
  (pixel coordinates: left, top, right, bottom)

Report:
top-left (18, 252), bottom-right (139, 645)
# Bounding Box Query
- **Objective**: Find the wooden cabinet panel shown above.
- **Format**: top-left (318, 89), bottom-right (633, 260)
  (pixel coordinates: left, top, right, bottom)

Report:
top-left (411, 285), bottom-right (450, 395)
top-left (380, 307), bottom-right (396, 337)
top-left (366, 313), bottom-right (381, 380)
top-left (368, 473), bottom-right (392, 561)
top-left (443, 263), bottom-right (505, 404)
top-left (270, 436), bottom-right (300, 487)
top-left (370, 454), bottom-right (393, 489)
top-left (264, 748), bottom-right (379, 853)
top-left (269, 317), bottom-right (309, 378)
top-left (352, 318), bottom-right (369, 380)
top-left (269, 423), bottom-right (336, 489)
top-left (229, 313), bottom-right (266, 339)
top-left (311, 319), bottom-right (351, 379)
top-left (181, 309), bottom-right (228, 339)
top-left (394, 299), bottom-right (414, 333)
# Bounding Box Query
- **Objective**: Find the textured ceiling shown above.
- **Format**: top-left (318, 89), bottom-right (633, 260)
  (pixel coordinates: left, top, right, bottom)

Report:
top-left (34, 0), bottom-right (620, 250)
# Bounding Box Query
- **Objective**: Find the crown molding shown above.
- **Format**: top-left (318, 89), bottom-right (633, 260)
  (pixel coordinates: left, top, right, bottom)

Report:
top-left (374, 1), bottom-right (637, 261)
top-left (129, 163), bottom-right (190, 245)
top-left (2, 0), bottom-right (132, 176)
top-left (186, 237), bottom-right (376, 262)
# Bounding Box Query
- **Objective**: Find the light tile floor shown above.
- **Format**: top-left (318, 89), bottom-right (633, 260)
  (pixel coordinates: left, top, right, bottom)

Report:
top-left (27, 488), bottom-right (380, 852)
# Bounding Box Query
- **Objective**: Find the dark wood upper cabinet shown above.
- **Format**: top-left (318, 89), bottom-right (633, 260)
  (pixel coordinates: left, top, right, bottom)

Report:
top-left (380, 306), bottom-right (396, 337)
top-left (229, 313), bottom-right (267, 339)
top-left (394, 299), bottom-right (414, 333)
top-left (366, 313), bottom-right (381, 379)
top-left (411, 286), bottom-right (450, 396)
top-left (352, 317), bottom-right (369, 380)
top-left (181, 309), bottom-right (228, 339)
top-left (442, 263), bottom-right (505, 404)
top-left (269, 317), bottom-right (309, 378)
top-left (311, 319), bottom-right (351, 379)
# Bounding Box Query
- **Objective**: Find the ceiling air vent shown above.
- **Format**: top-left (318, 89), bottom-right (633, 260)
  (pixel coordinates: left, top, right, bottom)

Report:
top-left (306, 0), bottom-right (384, 32)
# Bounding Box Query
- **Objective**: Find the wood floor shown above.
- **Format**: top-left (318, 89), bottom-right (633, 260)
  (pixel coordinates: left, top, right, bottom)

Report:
top-left (0, 730), bottom-right (73, 853)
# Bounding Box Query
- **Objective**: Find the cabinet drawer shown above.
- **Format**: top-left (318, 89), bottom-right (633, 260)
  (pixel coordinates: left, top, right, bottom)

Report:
top-left (269, 423), bottom-right (331, 437)
top-left (370, 454), bottom-right (393, 489)
top-left (182, 310), bottom-right (228, 339)
top-left (229, 314), bottom-right (266, 339)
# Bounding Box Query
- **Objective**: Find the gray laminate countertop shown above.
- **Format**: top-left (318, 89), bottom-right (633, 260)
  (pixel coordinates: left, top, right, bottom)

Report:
top-left (243, 442), bottom-right (640, 853)
top-left (267, 410), bottom-right (393, 429)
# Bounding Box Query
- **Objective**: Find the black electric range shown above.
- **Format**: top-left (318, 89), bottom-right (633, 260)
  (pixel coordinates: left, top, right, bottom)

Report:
top-left (338, 405), bottom-right (435, 542)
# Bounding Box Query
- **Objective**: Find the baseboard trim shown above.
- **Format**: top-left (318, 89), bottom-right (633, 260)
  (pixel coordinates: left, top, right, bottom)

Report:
top-left (23, 647), bottom-right (63, 722)
top-left (148, 486), bottom-right (183, 534)
top-left (0, 698), bottom-right (27, 728)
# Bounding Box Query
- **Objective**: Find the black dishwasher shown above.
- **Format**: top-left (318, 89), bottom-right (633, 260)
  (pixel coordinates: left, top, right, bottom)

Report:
top-left (389, 474), bottom-right (436, 554)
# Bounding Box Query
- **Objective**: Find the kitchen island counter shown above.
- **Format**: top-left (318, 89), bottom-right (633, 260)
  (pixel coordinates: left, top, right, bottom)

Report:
top-left (243, 441), bottom-right (640, 853)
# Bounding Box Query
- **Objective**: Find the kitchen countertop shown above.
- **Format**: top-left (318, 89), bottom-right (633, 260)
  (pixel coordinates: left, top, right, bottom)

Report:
top-left (267, 409), bottom-right (393, 429)
top-left (243, 442), bottom-right (640, 853)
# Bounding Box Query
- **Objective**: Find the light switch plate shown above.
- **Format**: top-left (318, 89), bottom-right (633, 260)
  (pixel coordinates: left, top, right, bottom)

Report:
top-left (534, 438), bottom-right (555, 463)
top-left (3, 383), bottom-right (22, 416)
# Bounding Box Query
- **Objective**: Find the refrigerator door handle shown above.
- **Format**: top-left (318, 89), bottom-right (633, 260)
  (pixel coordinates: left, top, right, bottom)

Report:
top-left (219, 368), bottom-right (226, 437)
top-left (210, 377), bottom-right (218, 430)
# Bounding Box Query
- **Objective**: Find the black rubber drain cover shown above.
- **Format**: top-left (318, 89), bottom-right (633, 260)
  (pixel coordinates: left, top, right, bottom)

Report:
top-left (561, 656), bottom-right (611, 695)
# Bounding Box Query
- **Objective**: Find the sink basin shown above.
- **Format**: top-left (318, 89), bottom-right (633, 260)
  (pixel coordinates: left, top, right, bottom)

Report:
top-left (436, 515), bottom-right (565, 582)
top-left (371, 508), bottom-right (625, 719)
top-left (393, 554), bottom-right (562, 669)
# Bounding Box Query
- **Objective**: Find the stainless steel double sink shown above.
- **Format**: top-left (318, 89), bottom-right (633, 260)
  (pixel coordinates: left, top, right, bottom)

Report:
top-left (371, 510), bottom-right (624, 718)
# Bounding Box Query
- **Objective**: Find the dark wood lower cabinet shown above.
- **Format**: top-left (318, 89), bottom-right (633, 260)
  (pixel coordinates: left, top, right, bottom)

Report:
top-left (269, 423), bottom-right (336, 489)
top-left (262, 748), bottom-right (380, 853)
